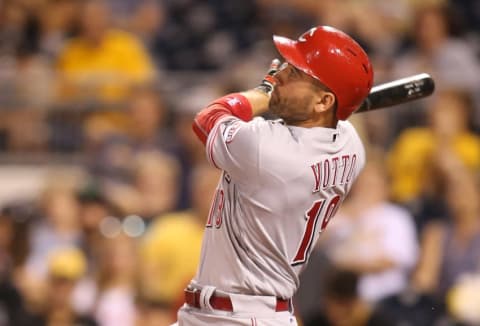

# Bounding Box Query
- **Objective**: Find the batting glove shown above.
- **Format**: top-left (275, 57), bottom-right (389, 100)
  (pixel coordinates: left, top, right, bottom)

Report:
top-left (255, 59), bottom-right (283, 96)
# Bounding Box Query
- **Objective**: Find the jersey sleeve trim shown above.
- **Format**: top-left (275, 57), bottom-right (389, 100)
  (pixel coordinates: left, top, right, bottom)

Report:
top-left (192, 108), bottom-right (231, 145)
top-left (192, 93), bottom-right (253, 145)
top-left (206, 118), bottom-right (226, 169)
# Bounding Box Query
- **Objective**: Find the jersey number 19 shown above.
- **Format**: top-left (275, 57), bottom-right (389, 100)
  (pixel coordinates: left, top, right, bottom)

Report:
top-left (291, 195), bottom-right (341, 266)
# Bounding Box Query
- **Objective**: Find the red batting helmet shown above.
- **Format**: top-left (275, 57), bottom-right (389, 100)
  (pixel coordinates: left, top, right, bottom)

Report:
top-left (273, 26), bottom-right (374, 120)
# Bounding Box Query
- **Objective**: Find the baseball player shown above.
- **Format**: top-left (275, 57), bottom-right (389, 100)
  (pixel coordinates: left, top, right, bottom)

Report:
top-left (174, 26), bottom-right (374, 326)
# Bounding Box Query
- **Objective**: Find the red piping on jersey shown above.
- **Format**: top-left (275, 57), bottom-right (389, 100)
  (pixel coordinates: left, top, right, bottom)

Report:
top-left (192, 93), bottom-right (253, 145)
top-left (207, 121), bottom-right (222, 169)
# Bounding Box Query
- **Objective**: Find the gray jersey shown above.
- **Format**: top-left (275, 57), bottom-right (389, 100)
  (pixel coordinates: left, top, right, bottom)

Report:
top-left (192, 116), bottom-right (365, 299)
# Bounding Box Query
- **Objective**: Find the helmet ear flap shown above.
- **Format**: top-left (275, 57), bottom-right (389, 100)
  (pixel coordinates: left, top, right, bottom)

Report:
top-left (273, 26), bottom-right (374, 120)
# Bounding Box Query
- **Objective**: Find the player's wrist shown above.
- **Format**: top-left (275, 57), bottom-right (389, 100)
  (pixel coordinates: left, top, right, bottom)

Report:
top-left (240, 90), bottom-right (270, 116)
top-left (254, 59), bottom-right (282, 97)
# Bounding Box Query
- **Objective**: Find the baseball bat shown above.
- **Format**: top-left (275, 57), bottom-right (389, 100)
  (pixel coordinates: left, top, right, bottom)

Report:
top-left (356, 73), bottom-right (435, 114)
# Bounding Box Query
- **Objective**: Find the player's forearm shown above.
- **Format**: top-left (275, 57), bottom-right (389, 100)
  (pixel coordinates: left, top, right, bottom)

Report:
top-left (240, 89), bottom-right (270, 117)
top-left (192, 93), bottom-right (253, 145)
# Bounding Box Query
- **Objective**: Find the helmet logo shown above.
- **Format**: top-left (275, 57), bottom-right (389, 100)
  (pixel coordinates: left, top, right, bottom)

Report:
top-left (298, 28), bottom-right (317, 43)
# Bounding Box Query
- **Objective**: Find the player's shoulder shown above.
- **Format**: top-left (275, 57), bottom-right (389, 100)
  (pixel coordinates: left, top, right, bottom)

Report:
top-left (222, 117), bottom-right (289, 143)
top-left (335, 120), bottom-right (362, 145)
top-left (248, 117), bottom-right (286, 129)
top-left (337, 120), bottom-right (365, 157)
top-left (337, 119), bottom-right (358, 135)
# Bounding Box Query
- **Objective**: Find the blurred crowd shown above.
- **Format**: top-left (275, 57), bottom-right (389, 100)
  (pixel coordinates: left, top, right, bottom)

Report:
top-left (0, 0), bottom-right (479, 325)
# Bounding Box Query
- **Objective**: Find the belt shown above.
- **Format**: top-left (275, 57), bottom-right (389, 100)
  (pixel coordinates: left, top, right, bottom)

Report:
top-left (184, 288), bottom-right (290, 312)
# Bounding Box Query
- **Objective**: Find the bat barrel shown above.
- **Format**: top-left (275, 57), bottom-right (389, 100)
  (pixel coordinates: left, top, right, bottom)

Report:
top-left (356, 73), bottom-right (435, 113)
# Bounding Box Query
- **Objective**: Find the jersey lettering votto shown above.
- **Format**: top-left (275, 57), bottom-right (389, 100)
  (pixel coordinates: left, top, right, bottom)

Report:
top-left (192, 116), bottom-right (365, 299)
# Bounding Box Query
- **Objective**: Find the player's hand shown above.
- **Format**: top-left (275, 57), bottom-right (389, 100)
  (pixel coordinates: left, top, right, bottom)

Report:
top-left (255, 59), bottom-right (283, 97)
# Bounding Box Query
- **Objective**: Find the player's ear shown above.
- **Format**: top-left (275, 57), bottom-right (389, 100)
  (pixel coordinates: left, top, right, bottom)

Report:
top-left (313, 91), bottom-right (335, 114)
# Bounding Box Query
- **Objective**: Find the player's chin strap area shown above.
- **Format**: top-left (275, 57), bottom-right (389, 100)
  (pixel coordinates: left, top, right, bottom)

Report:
top-left (184, 285), bottom-right (292, 317)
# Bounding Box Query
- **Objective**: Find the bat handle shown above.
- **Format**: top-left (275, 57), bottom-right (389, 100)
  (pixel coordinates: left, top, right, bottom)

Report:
top-left (358, 98), bottom-right (372, 112)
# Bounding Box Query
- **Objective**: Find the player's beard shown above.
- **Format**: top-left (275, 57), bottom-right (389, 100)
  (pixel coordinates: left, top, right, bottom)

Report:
top-left (269, 91), bottom-right (313, 125)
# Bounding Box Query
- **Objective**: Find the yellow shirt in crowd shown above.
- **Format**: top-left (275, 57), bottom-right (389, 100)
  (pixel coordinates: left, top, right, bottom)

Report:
top-left (57, 29), bottom-right (155, 101)
top-left (139, 211), bottom-right (204, 304)
top-left (387, 128), bottom-right (480, 203)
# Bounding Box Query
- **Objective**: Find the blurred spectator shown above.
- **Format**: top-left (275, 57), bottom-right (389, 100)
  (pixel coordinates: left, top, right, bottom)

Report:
top-left (0, 207), bottom-right (33, 325)
top-left (135, 299), bottom-right (174, 326)
top-left (304, 268), bottom-right (392, 326)
top-left (447, 273), bottom-right (480, 325)
top-left (152, 0), bottom-right (260, 70)
top-left (104, 150), bottom-right (180, 219)
top-left (413, 165), bottom-right (480, 305)
top-left (387, 90), bottom-right (480, 207)
top-left (394, 3), bottom-right (480, 87)
top-left (0, 1), bottom-right (28, 59)
top-left (75, 186), bottom-right (120, 269)
top-left (132, 150), bottom-right (179, 218)
top-left (37, 0), bottom-right (80, 60)
top-left (88, 135), bottom-right (135, 184)
top-left (13, 41), bottom-right (55, 109)
top-left (11, 178), bottom-right (84, 324)
top-left (0, 204), bottom-right (32, 272)
top-left (0, 104), bottom-right (49, 152)
top-left (56, 0), bottom-right (156, 102)
top-left (376, 289), bottom-right (447, 325)
top-left (324, 160), bottom-right (418, 303)
top-left (95, 234), bottom-right (137, 326)
top-left (392, 4), bottom-right (480, 131)
top-left (0, 0), bottom-right (66, 109)
top-left (172, 84), bottom-right (224, 207)
top-left (0, 275), bottom-right (28, 325)
top-left (128, 1), bottom-right (166, 50)
top-left (33, 247), bottom-right (97, 326)
top-left (294, 246), bottom-right (332, 323)
top-left (0, 210), bottom-right (15, 276)
top-left (0, 0), bottom-right (478, 324)
top-left (256, 0), bottom-right (316, 41)
top-left (86, 86), bottom-right (174, 171)
top-left (71, 188), bottom-right (118, 316)
top-left (125, 86), bottom-right (173, 151)
top-left (447, 0), bottom-right (480, 39)
top-left (349, 0), bottom-right (411, 58)
top-left (25, 178), bottom-right (83, 279)
top-left (138, 164), bottom-right (220, 316)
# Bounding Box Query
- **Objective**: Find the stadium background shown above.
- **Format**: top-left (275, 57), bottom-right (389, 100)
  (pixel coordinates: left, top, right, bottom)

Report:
top-left (0, 0), bottom-right (479, 325)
